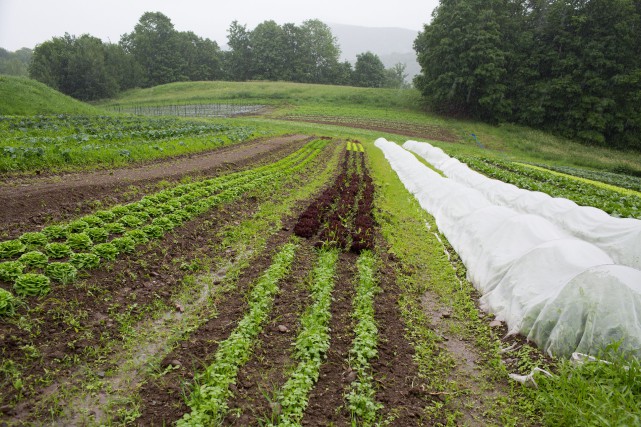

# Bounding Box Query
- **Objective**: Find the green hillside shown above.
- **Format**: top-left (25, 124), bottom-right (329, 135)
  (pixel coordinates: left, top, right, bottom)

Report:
top-left (0, 76), bottom-right (99, 115)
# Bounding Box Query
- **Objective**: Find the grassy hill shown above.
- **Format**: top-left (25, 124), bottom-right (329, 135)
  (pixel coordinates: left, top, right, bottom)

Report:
top-left (98, 80), bottom-right (641, 176)
top-left (0, 75), bottom-right (99, 115)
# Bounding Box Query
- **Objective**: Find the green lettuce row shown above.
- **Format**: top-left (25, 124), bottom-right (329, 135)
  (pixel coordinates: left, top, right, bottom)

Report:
top-left (0, 140), bottom-right (328, 315)
top-left (345, 250), bottom-right (383, 424)
top-left (178, 242), bottom-right (298, 426)
top-left (271, 248), bottom-right (339, 427)
top-left (460, 156), bottom-right (641, 219)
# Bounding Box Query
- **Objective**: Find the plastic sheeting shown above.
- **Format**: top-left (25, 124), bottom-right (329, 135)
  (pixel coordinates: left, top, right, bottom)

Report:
top-left (404, 140), bottom-right (641, 271)
top-left (376, 137), bottom-right (641, 357)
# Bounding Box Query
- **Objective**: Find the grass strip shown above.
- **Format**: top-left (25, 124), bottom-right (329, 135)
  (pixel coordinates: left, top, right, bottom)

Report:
top-left (177, 241), bottom-right (298, 426)
top-left (345, 250), bottom-right (382, 425)
top-left (270, 248), bottom-right (339, 427)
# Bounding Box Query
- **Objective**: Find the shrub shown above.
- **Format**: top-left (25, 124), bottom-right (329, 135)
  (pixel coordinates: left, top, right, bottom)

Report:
top-left (14, 273), bottom-right (51, 296)
top-left (45, 262), bottom-right (78, 284)
top-left (111, 236), bottom-right (136, 254)
top-left (19, 251), bottom-right (48, 269)
top-left (66, 233), bottom-right (93, 251)
top-left (42, 225), bottom-right (67, 240)
top-left (0, 261), bottom-right (24, 282)
top-left (0, 240), bottom-right (26, 259)
top-left (45, 242), bottom-right (72, 259)
top-left (69, 252), bottom-right (100, 270)
top-left (86, 227), bottom-right (109, 243)
top-left (0, 288), bottom-right (18, 316)
top-left (92, 243), bottom-right (119, 261)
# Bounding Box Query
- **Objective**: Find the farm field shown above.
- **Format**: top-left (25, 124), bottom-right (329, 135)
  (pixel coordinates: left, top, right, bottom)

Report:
top-left (1, 77), bottom-right (641, 426)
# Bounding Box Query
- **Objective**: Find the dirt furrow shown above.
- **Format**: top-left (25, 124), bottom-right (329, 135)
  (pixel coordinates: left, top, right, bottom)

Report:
top-left (372, 252), bottom-right (435, 425)
top-left (0, 134), bottom-right (312, 238)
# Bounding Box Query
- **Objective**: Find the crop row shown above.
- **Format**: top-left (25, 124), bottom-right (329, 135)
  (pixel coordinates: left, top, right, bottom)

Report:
top-left (345, 250), bottom-right (382, 423)
top-left (179, 242), bottom-right (298, 426)
top-left (0, 140), bottom-right (329, 316)
top-left (0, 114), bottom-right (266, 172)
top-left (293, 141), bottom-right (375, 252)
top-left (523, 163), bottom-right (641, 193)
top-left (460, 156), bottom-right (641, 218)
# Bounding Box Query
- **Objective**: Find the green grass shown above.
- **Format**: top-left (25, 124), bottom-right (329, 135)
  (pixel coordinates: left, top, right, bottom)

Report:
top-left (94, 80), bottom-right (641, 176)
top-left (0, 76), bottom-right (98, 115)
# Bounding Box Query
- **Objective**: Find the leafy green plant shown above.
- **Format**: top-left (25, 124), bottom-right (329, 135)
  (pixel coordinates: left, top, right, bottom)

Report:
top-left (86, 227), bottom-right (109, 243)
top-left (94, 210), bottom-right (116, 221)
top-left (18, 251), bottom-right (48, 269)
top-left (0, 240), bottom-right (26, 259)
top-left (345, 250), bottom-right (382, 424)
top-left (111, 205), bottom-right (130, 217)
top-left (144, 207), bottom-right (163, 218)
top-left (69, 252), bottom-right (100, 270)
top-left (151, 217), bottom-right (174, 231)
top-left (118, 214), bottom-right (144, 227)
top-left (45, 262), bottom-right (78, 284)
top-left (67, 219), bottom-right (89, 233)
top-left (178, 242), bottom-right (298, 426)
top-left (0, 261), bottom-right (24, 282)
top-left (44, 242), bottom-right (72, 259)
top-left (142, 225), bottom-right (163, 239)
top-left (19, 232), bottom-right (49, 248)
top-left (0, 288), bottom-right (18, 316)
top-left (123, 229), bottom-right (149, 244)
top-left (272, 248), bottom-right (338, 426)
top-left (111, 237), bottom-right (136, 254)
top-left (92, 243), bottom-right (119, 261)
top-left (104, 222), bottom-right (126, 234)
top-left (80, 214), bottom-right (105, 227)
top-left (65, 232), bottom-right (93, 251)
top-left (42, 224), bottom-right (67, 240)
top-left (14, 273), bottom-right (51, 296)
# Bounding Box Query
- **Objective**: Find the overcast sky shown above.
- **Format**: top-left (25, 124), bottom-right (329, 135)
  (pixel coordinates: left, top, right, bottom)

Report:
top-left (0, 0), bottom-right (439, 51)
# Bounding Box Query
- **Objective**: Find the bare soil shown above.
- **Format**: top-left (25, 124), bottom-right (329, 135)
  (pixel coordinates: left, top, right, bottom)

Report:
top-left (0, 135), bottom-right (312, 238)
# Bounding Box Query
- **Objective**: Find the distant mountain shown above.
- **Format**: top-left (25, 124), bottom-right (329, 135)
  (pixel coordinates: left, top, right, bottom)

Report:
top-left (329, 23), bottom-right (421, 83)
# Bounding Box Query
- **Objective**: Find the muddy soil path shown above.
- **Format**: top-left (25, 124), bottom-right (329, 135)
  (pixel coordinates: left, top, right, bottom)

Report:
top-left (0, 134), bottom-right (312, 238)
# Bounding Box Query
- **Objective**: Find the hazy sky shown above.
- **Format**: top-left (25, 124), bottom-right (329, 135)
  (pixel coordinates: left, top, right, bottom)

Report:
top-left (0, 0), bottom-right (439, 51)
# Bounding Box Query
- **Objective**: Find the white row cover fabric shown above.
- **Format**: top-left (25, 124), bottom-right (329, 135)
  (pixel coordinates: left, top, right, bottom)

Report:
top-left (403, 140), bottom-right (641, 271)
top-left (376, 137), bottom-right (641, 357)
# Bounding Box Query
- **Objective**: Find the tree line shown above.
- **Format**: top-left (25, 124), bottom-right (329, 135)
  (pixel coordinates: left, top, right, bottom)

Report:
top-left (24, 12), bottom-right (408, 102)
top-left (414, 0), bottom-right (641, 150)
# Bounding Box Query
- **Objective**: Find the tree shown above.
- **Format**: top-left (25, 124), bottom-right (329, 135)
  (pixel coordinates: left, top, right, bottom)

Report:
top-left (414, 0), bottom-right (513, 120)
top-left (0, 48), bottom-right (32, 76)
top-left (352, 52), bottom-right (386, 87)
top-left (176, 31), bottom-right (223, 81)
top-left (297, 19), bottom-right (342, 84)
top-left (29, 34), bottom-right (120, 100)
top-left (120, 12), bottom-right (185, 86)
top-left (249, 20), bottom-right (288, 80)
top-left (225, 21), bottom-right (252, 80)
top-left (384, 62), bottom-right (410, 88)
